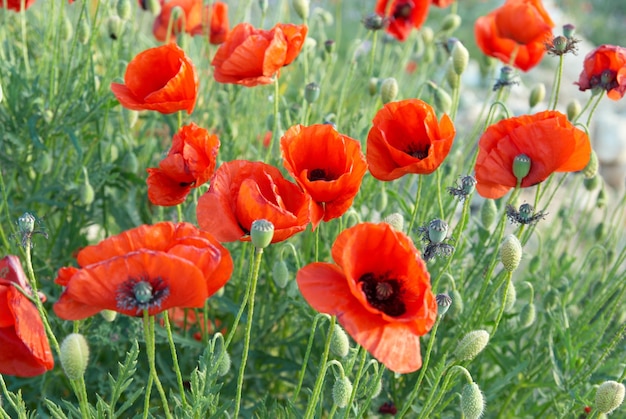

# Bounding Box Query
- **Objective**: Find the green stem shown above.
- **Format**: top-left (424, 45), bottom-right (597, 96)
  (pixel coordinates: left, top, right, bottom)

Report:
top-left (264, 77), bottom-right (281, 163)
top-left (549, 55), bottom-right (564, 110)
top-left (19, 0), bottom-right (30, 76)
top-left (368, 31), bottom-right (379, 77)
top-left (585, 91), bottom-right (604, 128)
top-left (304, 316), bottom-right (336, 419)
top-left (142, 373), bottom-right (154, 419)
top-left (341, 348), bottom-right (367, 419)
top-left (407, 176), bottom-right (424, 234)
top-left (435, 170), bottom-right (445, 219)
top-left (491, 272), bottom-right (513, 335)
top-left (143, 312), bottom-right (172, 419)
top-left (292, 314), bottom-right (328, 402)
top-left (163, 311), bottom-right (188, 408)
top-left (225, 244), bottom-right (254, 350)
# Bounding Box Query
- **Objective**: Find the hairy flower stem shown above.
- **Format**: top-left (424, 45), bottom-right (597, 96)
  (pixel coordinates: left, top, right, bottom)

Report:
top-left (19, 0), bottom-right (30, 76)
top-left (492, 272), bottom-right (513, 335)
top-left (293, 314), bottom-right (327, 402)
top-left (341, 348), bottom-right (367, 419)
top-left (433, 195), bottom-right (471, 290)
top-left (163, 311), bottom-right (188, 408)
top-left (304, 316), bottom-right (336, 419)
top-left (368, 31), bottom-right (379, 77)
top-left (549, 55), bottom-right (565, 110)
top-left (225, 244), bottom-right (254, 350)
top-left (407, 176), bottom-right (424, 234)
top-left (264, 77), bottom-right (281, 163)
top-left (142, 312), bottom-right (172, 419)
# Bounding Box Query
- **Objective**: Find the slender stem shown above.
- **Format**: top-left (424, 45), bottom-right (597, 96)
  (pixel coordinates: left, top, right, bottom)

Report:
top-left (304, 316), bottom-right (336, 419)
top-left (435, 170), bottom-right (444, 219)
top-left (264, 77), bottom-right (281, 163)
top-left (585, 91), bottom-right (604, 128)
top-left (292, 314), bottom-right (323, 401)
top-left (341, 348), bottom-right (367, 419)
top-left (407, 176), bottom-right (424, 234)
top-left (368, 31), bottom-right (379, 77)
top-left (142, 373), bottom-right (154, 419)
top-left (549, 55), bottom-right (564, 110)
top-left (163, 311), bottom-right (188, 408)
top-left (19, 0), bottom-right (30, 76)
top-left (143, 312), bottom-right (172, 419)
top-left (491, 272), bottom-right (513, 335)
top-left (224, 244), bottom-right (254, 350)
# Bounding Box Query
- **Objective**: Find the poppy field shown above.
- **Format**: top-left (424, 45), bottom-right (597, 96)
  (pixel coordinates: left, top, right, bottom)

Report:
top-left (1, 0), bottom-right (626, 418)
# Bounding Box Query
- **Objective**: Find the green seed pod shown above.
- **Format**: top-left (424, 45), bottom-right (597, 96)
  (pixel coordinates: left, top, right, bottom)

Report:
top-left (428, 219), bottom-right (448, 244)
top-left (292, 0), bottom-right (310, 20)
top-left (305, 82), bottom-right (320, 104)
top-left (216, 351), bottom-right (231, 377)
top-left (117, 0), bottom-right (132, 20)
top-left (543, 288), bottom-right (559, 311)
top-left (481, 199), bottom-right (498, 229)
top-left (512, 154), bottom-right (532, 182)
top-left (529, 83), bottom-right (546, 108)
top-left (455, 330), bottom-right (489, 361)
top-left (380, 78), bottom-right (398, 104)
top-left (383, 213), bottom-right (404, 232)
top-left (436, 293), bottom-right (452, 316)
top-left (76, 18), bottom-right (90, 44)
top-left (595, 381), bottom-right (625, 414)
top-left (330, 326), bottom-right (350, 358)
top-left (451, 40), bottom-right (469, 76)
top-left (583, 175), bottom-right (601, 191)
top-left (596, 188), bottom-right (607, 208)
top-left (448, 289), bottom-right (463, 318)
top-left (440, 14), bottom-right (461, 33)
top-left (461, 382), bottom-right (485, 419)
top-left (100, 309), bottom-right (117, 322)
top-left (60, 333), bottom-right (90, 380)
top-left (60, 15), bottom-right (73, 42)
top-left (79, 168), bottom-right (95, 206)
top-left (250, 219), bottom-right (274, 249)
top-left (594, 222), bottom-right (606, 241)
top-left (332, 376), bottom-right (353, 408)
top-left (519, 303), bottom-right (536, 328)
top-left (566, 100), bottom-right (581, 121)
top-left (272, 259), bottom-right (290, 289)
top-left (500, 235), bottom-right (522, 272)
top-left (583, 150), bottom-right (599, 179)
top-left (432, 84), bottom-right (452, 114)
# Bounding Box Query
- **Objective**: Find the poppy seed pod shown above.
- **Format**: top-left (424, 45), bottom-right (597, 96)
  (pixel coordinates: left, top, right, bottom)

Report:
top-left (455, 330), bottom-right (490, 361)
top-left (512, 154), bottom-right (532, 183)
top-left (305, 82), bottom-right (320, 103)
top-left (330, 326), bottom-right (351, 358)
top-left (529, 83), bottom-right (546, 108)
top-left (332, 376), bottom-right (353, 408)
top-left (583, 150), bottom-right (599, 179)
top-left (251, 219), bottom-right (275, 249)
top-left (292, 0), bottom-right (309, 20)
top-left (272, 259), bottom-right (290, 289)
top-left (117, 0), bottom-right (132, 20)
top-left (428, 219), bottom-right (448, 244)
top-left (500, 234), bottom-right (522, 272)
top-left (60, 333), bottom-right (90, 380)
top-left (595, 380), bottom-right (625, 414)
top-left (461, 382), bottom-right (485, 419)
top-left (436, 293), bottom-right (452, 315)
top-left (451, 40), bottom-right (469, 76)
top-left (383, 213), bottom-right (404, 232)
top-left (380, 78), bottom-right (399, 104)
top-left (18, 213), bottom-right (36, 235)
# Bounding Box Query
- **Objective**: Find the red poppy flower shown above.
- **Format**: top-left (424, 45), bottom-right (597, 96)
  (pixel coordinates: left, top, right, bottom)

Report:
top-left (110, 43), bottom-right (198, 114)
top-left (152, 0), bottom-right (229, 45)
top-left (297, 223), bottom-right (437, 373)
top-left (374, 0), bottom-right (429, 42)
top-left (53, 222), bottom-right (233, 320)
top-left (211, 22), bottom-right (308, 87)
top-left (576, 44), bottom-right (626, 100)
top-left (475, 110), bottom-right (591, 199)
top-left (431, 0), bottom-right (455, 7)
top-left (475, 0), bottom-right (554, 71)
top-left (0, 255), bottom-right (54, 377)
top-left (366, 99), bottom-right (455, 181)
top-left (196, 160), bottom-right (310, 243)
top-left (1, 0), bottom-right (36, 10)
top-left (147, 123), bottom-right (220, 206)
top-left (281, 124), bottom-right (367, 229)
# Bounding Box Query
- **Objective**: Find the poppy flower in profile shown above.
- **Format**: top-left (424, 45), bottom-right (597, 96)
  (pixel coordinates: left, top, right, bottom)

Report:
top-left (196, 160), bottom-right (310, 243)
top-left (53, 222), bottom-right (233, 320)
top-left (211, 22), bottom-right (308, 87)
top-left (281, 124), bottom-right (367, 229)
top-left (1, 0), bottom-right (36, 11)
top-left (147, 123), bottom-right (220, 206)
top-left (152, 0), bottom-right (229, 45)
top-left (297, 223), bottom-right (437, 374)
top-left (475, 0), bottom-right (554, 71)
top-left (366, 99), bottom-right (455, 181)
top-left (0, 255), bottom-right (54, 377)
top-left (475, 110), bottom-right (591, 199)
top-left (110, 43), bottom-right (198, 114)
top-left (374, 0), bottom-right (429, 42)
top-left (576, 44), bottom-right (626, 100)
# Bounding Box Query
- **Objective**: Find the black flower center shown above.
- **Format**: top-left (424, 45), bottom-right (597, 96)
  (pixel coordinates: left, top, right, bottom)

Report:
top-left (116, 276), bottom-right (170, 315)
top-left (359, 272), bottom-right (405, 317)
top-left (393, 3), bottom-right (413, 19)
top-left (406, 144), bottom-right (430, 159)
top-left (590, 69), bottom-right (618, 91)
top-left (308, 168), bottom-right (337, 182)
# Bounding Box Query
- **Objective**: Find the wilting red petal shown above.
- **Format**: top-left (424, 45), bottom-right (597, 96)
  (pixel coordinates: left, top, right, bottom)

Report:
top-left (375, 0), bottom-right (430, 42)
top-left (577, 44), bottom-right (626, 100)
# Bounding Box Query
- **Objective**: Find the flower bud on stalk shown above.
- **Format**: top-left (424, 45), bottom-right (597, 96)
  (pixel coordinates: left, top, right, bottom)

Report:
top-left (117, 0), bottom-right (132, 20)
top-left (461, 382), bottom-right (485, 419)
top-left (500, 235), bottom-right (523, 272)
top-left (332, 376), bottom-right (353, 408)
top-left (107, 15), bottom-right (124, 40)
top-left (455, 330), bottom-right (490, 361)
top-left (383, 213), bottom-right (404, 232)
top-left (583, 175), bottom-right (601, 191)
top-left (272, 259), bottom-right (290, 289)
top-left (519, 303), bottom-right (536, 327)
top-left (147, 0), bottom-right (162, 15)
top-left (595, 381), bottom-right (625, 415)
top-left (451, 40), bottom-right (469, 76)
top-left (448, 289), bottom-right (464, 318)
top-left (380, 78), bottom-right (398, 104)
top-left (583, 150), bottom-right (598, 179)
top-left (440, 14), bottom-right (461, 33)
top-left (529, 83), bottom-right (546, 108)
top-left (330, 326), bottom-right (350, 358)
top-left (292, 0), bottom-right (309, 20)
top-left (480, 199), bottom-right (497, 229)
top-left (60, 333), bottom-right (90, 380)
top-left (567, 100), bottom-right (581, 120)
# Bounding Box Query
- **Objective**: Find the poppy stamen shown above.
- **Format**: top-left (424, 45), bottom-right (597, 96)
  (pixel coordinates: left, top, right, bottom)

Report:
top-left (407, 144), bottom-right (430, 160)
top-left (393, 2), bottom-right (414, 19)
top-left (116, 276), bottom-right (170, 314)
top-left (359, 273), bottom-right (406, 317)
top-left (308, 168), bottom-right (338, 182)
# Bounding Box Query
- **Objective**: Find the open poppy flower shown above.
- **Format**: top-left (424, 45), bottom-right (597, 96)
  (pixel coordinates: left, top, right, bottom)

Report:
top-left (211, 22), bottom-right (308, 87)
top-left (431, 0), bottom-right (455, 7)
top-left (147, 123), bottom-right (220, 206)
top-left (196, 160), bottom-right (310, 243)
top-left (0, 255), bottom-right (54, 377)
top-left (1, 0), bottom-right (36, 10)
top-left (475, 0), bottom-right (554, 71)
top-left (366, 99), bottom-right (455, 181)
top-left (110, 43), bottom-right (198, 114)
top-left (153, 0), bottom-right (229, 45)
top-left (475, 110), bottom-right (591, 199)
top-left (297, 223), bottom-right (437, 373)
top-left (374, 0), bottom-right (430, 42)
top-left (576, 44), bottom-right (626, 100)
top-left (53, 222), bottom-right (233, 320)
top-left (281, 124), bottom-right (367, 229)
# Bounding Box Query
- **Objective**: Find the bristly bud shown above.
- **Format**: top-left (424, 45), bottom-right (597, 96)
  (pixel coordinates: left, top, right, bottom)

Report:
top-left (60, 15), bottom-right (73, 42)
top-left (330, 326), bottom-right (351, 358)
top-left (583, 175), bottom-right (602, 191)
top-left (383, 213), bottom-right (404, 232)
top-left (583, 150), bottom-right (599, 179)
top-left (272, 260), bottom-right (290, 289)
top-left (100, 309), bottom-right (117, 322)
top-left (519, 303), bottom-right (536, 328)
top-left (332, 376), bottom-right (353, 408)
top-left (500, 234), bottom-right (522, 272)
top-left (421, 27), bottom-right (434, 44)
top-left (250, 219), bottom-right (275, 249)
top-left (454, 330), bottom-right (490, 361)
top-left (480, 199), bottom-right (498, 229)
top-left (429, 82), bottom-right (452, 114)
top-left (362, 13), bottom-right (387, 31)
top-left (448, 289), bottom-right (464, 318)
top-left (292, 0), bottom-right (310, 20)
top-left (512, 154), bottom-right (532, 183)
top-left (543, 288), bottom-right (559, 311)
top-left (529, 83), bottom-right (546, 108)
top-left (107, 15), bottom-right (124, 40)
top-left (60, 333), bottom-right (90, 380)
top-left (461, 382), bottom-right (485, 419)
top-left (79, 167), bottom-right (95, 206)
top-left (428, 219), bottom-right (449, 244)
top-left (380, 78), bottom-right (398, 104)
top-left (567, 99), bottom-right (582, 121)
top-left (563, 23), bottom-right (575, 39)
top-left (76, 18), bottom-right (91, 45)
top-left (216, 351), bottom-right (231, 377)
top-left (451, 40), bottom-right (469, 76)
top-left (596, 188), bottom-right (607, 209)
top-left (324, 39), bottom-right (336, 54)
top-left (305, 82), bottom-right (320, 103)
top-left (440, 14), bottom-right (461, 33)
top-left (595, 381), bottom-right (625, 415)
top-left (117, 0), bottom-right (132, 20)
top-left (436, 293), bottom-right (452, 316)
top-left (368, 77), bottom-right (380, 96)
top-left (147, 0), bottom-right (162, 15)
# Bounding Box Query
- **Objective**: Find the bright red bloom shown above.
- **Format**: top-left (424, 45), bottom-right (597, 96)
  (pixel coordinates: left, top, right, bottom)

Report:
top-left (211, 22), bottom-right (308, 87)
top-left (152, 0), bottom-right (229, 45)
top-left (577, 44), bottom-right (626, 100)
top-left (297, 223), bottom-right (437, 374)
top-left (475, 0), bottom-right (554, 71)
top-left (53, 222), bottom-right (233, 320)
top-left (281, 124), bottom-right (367, 229)
top-left (366, 99), bottom-right (455, 181)
top-left (0, 256), bottom-right (54, 377)
top-left (0, 0), bottom-right (36, 10)
top-left (110, 43), bottom-right (198, 114)
top-left (375, 0), bottom-right (429, 42)
top-left (475, 110), bottom-right (591, 199)
top-left (196, 160), bottom-right (310, 243)
top-left (431, 0), bottom-right (455, 7)
top-left (147, 123), bottom-right (220, 206)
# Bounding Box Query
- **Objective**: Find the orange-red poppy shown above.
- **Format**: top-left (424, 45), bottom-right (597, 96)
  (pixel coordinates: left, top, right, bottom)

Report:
top-left (53, 222), bottom-right (233, 320)
top-left (474, 0), bottom-right (554, 71)
top-left (211, 22), bottom-right (308, 87)
top-left (374, 0), bottom-right (429, 42)
top-left (1, 0), bottom-right (36, 10)
top-left (0, 255), bottom-right (54, 377)
top-left (366, 99), bottom-right (455, 181)
top-left (281, 124), bottom-right (367, 229)
top-left (431, 0), bottom-right (455, 7)
top-left (297, 223), bottom-right (437, 374)
top-left (152, 0), bottom-right (229, 45)
top-left (577, 44), bottom-right (626, 100)
top-left (147, 123), bottom-right (220, 206)
top-left (196, 160), bottom-right (310, 243)
top-left (110, 43), bottom-right (198, 114)
top-left (475, 110), bottom-right (591, 199)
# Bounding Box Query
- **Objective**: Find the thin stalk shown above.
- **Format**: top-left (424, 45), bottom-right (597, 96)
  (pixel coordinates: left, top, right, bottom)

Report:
top-left (292, 314), bottom-right (328, 401)
top-left (264, 77), bottom-right (281, 163)
top-left (549, 55), bottom-right (565, 110)
top-left (491, 272), bottom-right (513, 335)
top-left (142, 312), bottom-right (172, 419)
top-left (19, 0), bottom-right (30, 76)
top-left (162, 311), bottom-right (188, 408)
top-left (304, 316), bottom-right (336, 419)
top-left (407, 176), bottom-right (424, 234)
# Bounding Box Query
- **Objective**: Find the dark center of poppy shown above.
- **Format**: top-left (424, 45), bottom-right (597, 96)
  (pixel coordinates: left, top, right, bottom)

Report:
top-left (590, 69), bottom-right (618, 91)
top-left (406, 144), bottom-right (430, 160)
top-left (393, 3), bottom-right (413, 19)
top-left (308, 168), bottom-right (337, 182)
top-left (359, 272), bottom-right (405, 317)
top-left (116, 276), bottom-right (170, 314)
top-left (179, 181), bottom-right (194, 187)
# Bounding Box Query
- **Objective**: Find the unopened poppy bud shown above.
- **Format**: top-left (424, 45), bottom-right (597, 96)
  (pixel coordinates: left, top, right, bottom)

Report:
top-left (445, 65), bottom-right (460, 89)
top-left (76, 19), bottom-right (90, 44)
top-left (35, 152), bottom-right (53, 174)
top-left (107, 16), bottom-right (124, 40)
top-left (583, 150), bottom-right (598, 179)
top-left (383, 213), bottom-right (404, 232)
top-left (594, 222), bottom-right (606, 241)
top-left (100, 309), bottom-right (117, 322)
top-left (448, 289), bottom-right (463, 318)
top-left (272, 259), bottom-right (290, 289)
top-left (18, 212), bottom-right (36, 234)
top-left (595, 381), bottom-right (625, 414)
top-left (583, 175), bottom-right (601, 191)
top-left (428, 219), bottom-right (448, 244)
top-left (436, 293), bottom-right (452, 316)
top-left (440, 14), bottom-right (461, 33)
top-left (117, 0), bottom-right (132, 20)
top-left (368, 77), bottom-right (380, 96)
top-left (461, 382), bottom-right (485, 419)
top-left (451, 40), bottom-right (469, 76)
top-left (519, 303), bottom-right (536, 328)
top-left (503, 281), bottom-right (516, 312)
top-left (543, 288), bottom-right (559, 311)
top-left (563, 23), bottom-right (576, 39)
top-left (60, 333), bottom-right (90, 380)
top-left (216, 351), bottom-right (231, 377)
top-left (567, 99), bottom-right (582, 120)
top-left (455, 330), bottom-right (489, 361)
top-left (529, 83), bottom-right (546, 108)
top-left (375, 187), bottom-right (388, 212)
top-left (332, 376), bottom-right (353, 408)
top-left (324, 39), bottom-right (335, 54)
top-left (292, 0), bottom-right (309, 20)
top-left (596, 188), bottom-right (607, 208)
top-left (431, 83), bottom-right (452, 114)
top-left (79, 167), bottom-right (95, 206)
top-left (305, 82), bottom-right (320, 103)
top-left (480, 199), bottom-right (497, 229)
top-left (330, 326), bottom-right (350, 358)
top-left (146, 0), bottom-right (161, 15)
top-left (500, 234), bottom-right (522, 272)
top-left (362, 13), bottom-right (386, 31)
top-left (512, 154), bottom-right (531, 183)
top-left (258, 0), bottom-right (268, 13)
top-left (121, 151), bottom-right (139, 174)
top-left (380, 78), bottom-right (398, 104)
top-left (421, 26), bottom-right (434, 44)
top-left (60, 15), bottom-right (73, 42)
top-left (251, 219), bottom-right (274, 249)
